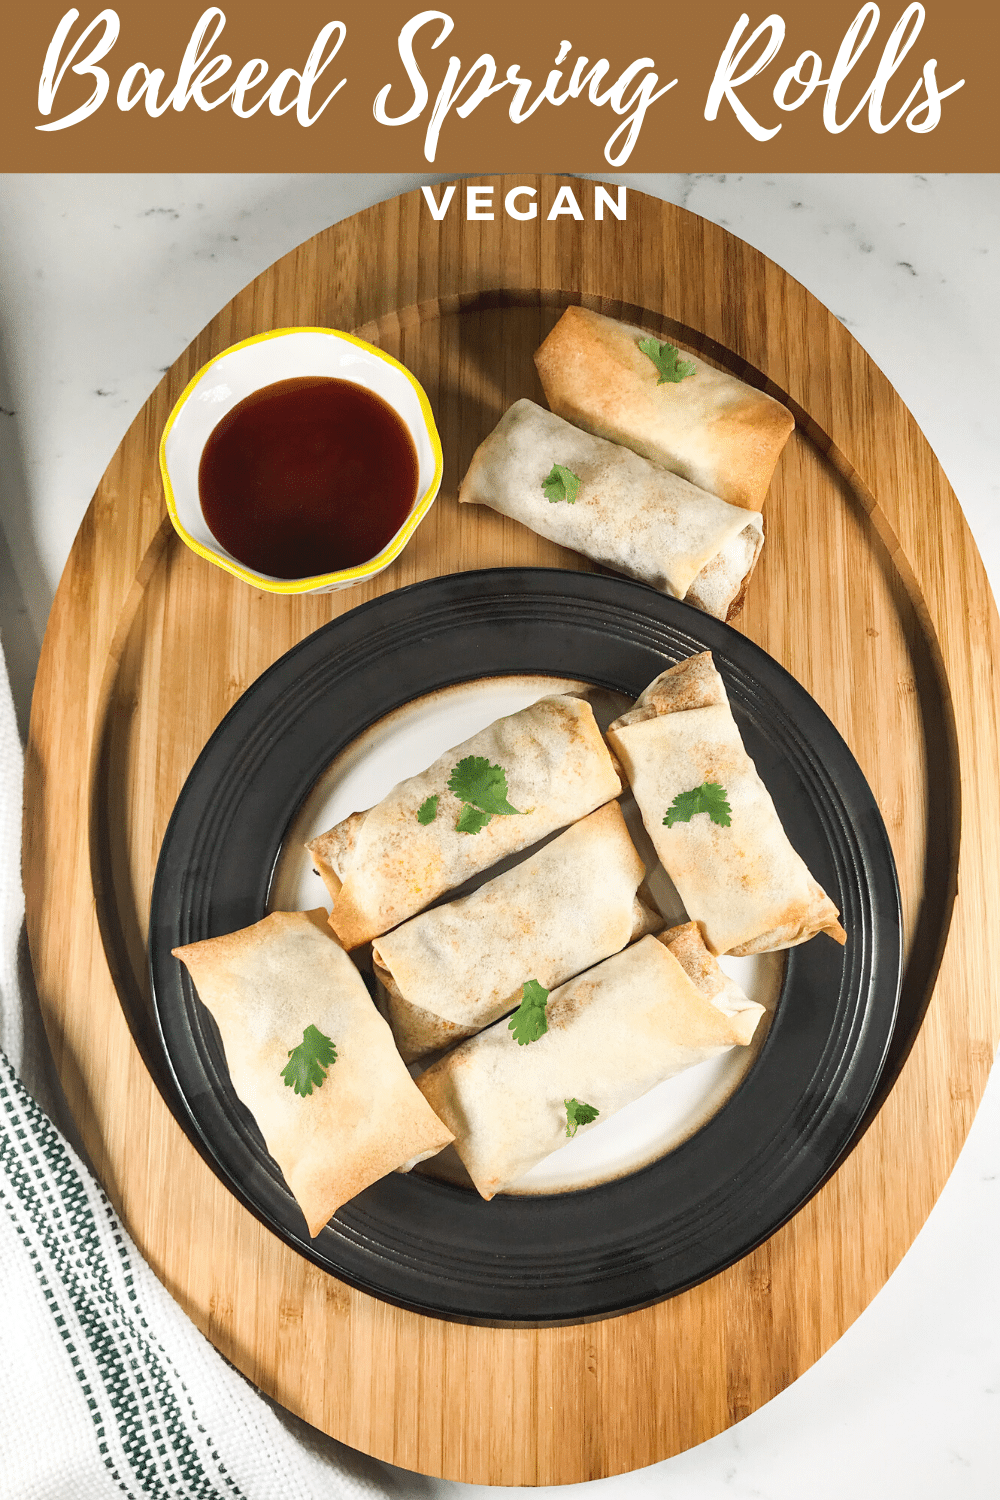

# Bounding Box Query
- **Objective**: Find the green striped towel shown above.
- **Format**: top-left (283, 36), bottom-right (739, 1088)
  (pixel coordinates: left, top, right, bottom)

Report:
top-left (0, 647), bottom-right (385, 1499)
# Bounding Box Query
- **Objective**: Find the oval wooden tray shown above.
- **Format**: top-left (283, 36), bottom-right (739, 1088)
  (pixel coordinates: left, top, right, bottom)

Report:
top-left (25, 175), bottom-right (1000, 1486)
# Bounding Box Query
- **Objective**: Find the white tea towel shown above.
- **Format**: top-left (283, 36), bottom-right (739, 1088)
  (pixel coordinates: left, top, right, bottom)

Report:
top-left (0, 644), bottom-right (391, 1500)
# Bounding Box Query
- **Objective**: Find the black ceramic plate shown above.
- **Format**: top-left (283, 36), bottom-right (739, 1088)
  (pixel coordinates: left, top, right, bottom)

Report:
top-left (149, 569), bottom-right (901, 1325)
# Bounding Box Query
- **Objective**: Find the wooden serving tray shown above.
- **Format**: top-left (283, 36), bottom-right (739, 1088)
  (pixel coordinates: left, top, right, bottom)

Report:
top-left (25, 176), bottom-right (1000, 1485)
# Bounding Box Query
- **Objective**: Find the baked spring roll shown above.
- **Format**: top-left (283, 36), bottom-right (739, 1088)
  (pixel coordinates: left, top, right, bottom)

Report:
top-left (372, 801), bottom-right (661, 1062)
top-left (659, 920), bottom-right (763, 1043)
top-left (535, 305), bottom-right (795, 512)
top-left (308, 694), bottom-right (622, 949)
top-left (173, 909), bottom-right (453, 1236)
top-left (606, 652), bottom-right (846, 956)
top-left (416, 930), bottom-right (764, 1200)
top-left (459, 399), bottom-right (764, 621)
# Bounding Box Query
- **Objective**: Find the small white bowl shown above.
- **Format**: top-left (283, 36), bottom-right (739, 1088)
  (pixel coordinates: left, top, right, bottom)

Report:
top-left (159, 327), bottom-right (443, 594)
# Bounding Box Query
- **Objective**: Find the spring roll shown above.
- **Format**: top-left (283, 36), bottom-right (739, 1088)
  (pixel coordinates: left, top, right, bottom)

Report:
top-left (416, 930), bottom-right (764, 1200)
top-left (458, 399), bottom-right (764, 621)
top-left (659, 920), bottom-right (762, 1043)
top-left (535, 305), bottom-right (795, 512)
top-left (606, 653), bottom-right (846, 956)
top-left (172, 909), bottom-right (454, 1236)
top-left (308, 694), bottom-right (622, 949)
top-left (372, 801), bottom-right (661, 1062)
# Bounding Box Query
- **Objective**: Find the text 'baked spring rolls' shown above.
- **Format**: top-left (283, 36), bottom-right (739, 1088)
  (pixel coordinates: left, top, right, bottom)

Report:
top-left (372, 800), bottom-right (661, 1062)
top-left (172, 909), bottom-right (454, 1236)
top-left (416, 931), bottom-right (764, 1200)
top-left (606, 652), bottom-right (847, 957)
top-left (534, 305), bottom-right (795, 513)
top-left (458, 399), bottom-right (764, 621)
top-left (307, 694), bottom-right (622, 949)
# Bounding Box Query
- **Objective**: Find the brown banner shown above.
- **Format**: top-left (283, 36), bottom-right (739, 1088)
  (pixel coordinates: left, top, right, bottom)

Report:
top-left (3, 0), bottom-right (995, 170)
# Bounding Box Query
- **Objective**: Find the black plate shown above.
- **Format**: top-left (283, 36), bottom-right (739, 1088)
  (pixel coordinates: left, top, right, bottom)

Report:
top-left (149, 569), bottom-right (901, 1325)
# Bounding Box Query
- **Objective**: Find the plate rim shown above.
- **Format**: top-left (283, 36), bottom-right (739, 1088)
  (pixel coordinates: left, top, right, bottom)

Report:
top-left (148, 567), bottom-right (902, 1326)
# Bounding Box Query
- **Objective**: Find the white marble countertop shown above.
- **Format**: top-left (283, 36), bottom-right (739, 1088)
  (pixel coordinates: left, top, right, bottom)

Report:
top-left (0, 173), bottom-right (998, 1498)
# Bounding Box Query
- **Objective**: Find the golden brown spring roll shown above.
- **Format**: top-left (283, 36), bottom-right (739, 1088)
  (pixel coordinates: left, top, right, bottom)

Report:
top-left (173, 909), bottom-right (453, 1236)
top-left (416, 931), bottom-right (764, 1200)
top-left (606, 653), bottom-right (846, 956)
top-left (458, 399), bottom-right (764, 621)
top-left (656, 921), bottom-right (762, 1044)
top-left (535, 305), bottom-right (795, 512)
top-left (308, 694), bottom-right (622, 949)
top-left (372, 801), bottom-right (660, 1062)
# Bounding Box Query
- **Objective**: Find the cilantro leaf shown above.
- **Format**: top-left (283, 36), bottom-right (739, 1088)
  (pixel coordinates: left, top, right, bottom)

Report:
top-left (455, 802), bottom-right (492, 835)
top-left (638, 336), bottom-right (697, 385)
top-left (417, 794), bottom-right (439, 825)
top-left (663, 781), bottom-right (732, 829)
top-left (564, 1098), bottom-right (600, 1137)
top-left (280, 1024), bottom-right (337, 1097)
top-left (508, 978), bottom-right (550, 1045)
top-left (448, 755), bottom-right (522, 817)
top-left (541, 463), bottom-right (581, 504)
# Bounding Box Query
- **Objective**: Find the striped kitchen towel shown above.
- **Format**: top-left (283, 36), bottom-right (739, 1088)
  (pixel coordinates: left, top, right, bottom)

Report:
top-left (0, 645), bottom-right (387, 1500)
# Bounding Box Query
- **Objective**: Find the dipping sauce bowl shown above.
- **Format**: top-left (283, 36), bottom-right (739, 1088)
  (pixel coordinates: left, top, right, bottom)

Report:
top-left (159, 327), bottom-right (443, 594)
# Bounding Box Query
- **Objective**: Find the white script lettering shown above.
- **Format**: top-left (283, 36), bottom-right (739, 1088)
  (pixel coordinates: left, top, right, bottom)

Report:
top-left (38, 8), bottom-right (120, 130)
top-left (705, 5), bottom-right (963, 139)
top-left (37, 7), bottom-right (346, 130)
top-left (375, 12), bottom-right (676, 164)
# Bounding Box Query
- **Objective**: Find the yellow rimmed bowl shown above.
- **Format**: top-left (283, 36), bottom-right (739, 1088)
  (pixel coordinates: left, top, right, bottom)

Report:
top-left (159, 327), bottom-right (443, 594)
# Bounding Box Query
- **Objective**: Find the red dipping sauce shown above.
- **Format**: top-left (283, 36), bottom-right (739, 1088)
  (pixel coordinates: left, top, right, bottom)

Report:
top-left (198, 376), bottom-right (419, 579)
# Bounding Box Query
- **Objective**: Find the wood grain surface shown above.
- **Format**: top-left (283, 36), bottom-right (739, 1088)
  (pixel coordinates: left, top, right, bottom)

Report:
top-left (24, 176), bottom-right (1000, 1485)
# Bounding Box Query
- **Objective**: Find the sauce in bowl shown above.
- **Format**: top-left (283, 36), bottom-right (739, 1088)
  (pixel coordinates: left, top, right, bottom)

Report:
top-left (198, 376), bottom-right (419, 579)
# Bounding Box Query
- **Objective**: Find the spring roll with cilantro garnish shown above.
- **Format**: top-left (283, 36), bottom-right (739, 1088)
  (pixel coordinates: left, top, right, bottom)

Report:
top-left (606, 652), bottom-right (846, 956)
top-left (534, 305), bottom-right (795, 513)
top-left (458, 399), bottom-right (763, 621)
top-left (372, 801), bottom-right (661, 1062)
top-left (172, 909), bottom-right (453, 1236)
top-left (308, 694), bottom-right (622, 949)
top-left (416, 931), bottom-right (764, 1200)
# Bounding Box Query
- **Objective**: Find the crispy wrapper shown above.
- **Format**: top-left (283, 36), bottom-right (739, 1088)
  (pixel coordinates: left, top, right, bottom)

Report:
top-left (458, 399), bottom-right (764, 621)
top-left (607, 652), bottom-right (847, 955)
top-left (307, 694), bottom-right (622, 949)
top-left (373, 801), bottom-right (661, 1062)
top-left (535, 305), bottom-right (795, 512)
top-left (173, 909), bottom-right (453, 1236)
top-left (416, 931), bottom-right (763, 1200)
